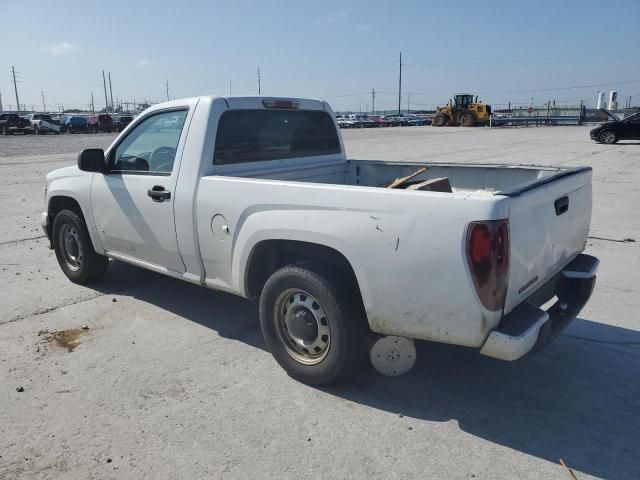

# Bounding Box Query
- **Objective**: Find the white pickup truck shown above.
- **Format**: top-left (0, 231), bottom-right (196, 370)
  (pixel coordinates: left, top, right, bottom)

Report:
top-left (42, 96), bottom-right (598, 384)
top-left (26, 113), bottom-right (62, 134)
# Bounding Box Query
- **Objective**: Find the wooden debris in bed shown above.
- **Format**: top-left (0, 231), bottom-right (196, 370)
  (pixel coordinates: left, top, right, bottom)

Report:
top-left (385, 167), bottom-right (428, 189)
top-left (405, 177), bottom-right (452, 193)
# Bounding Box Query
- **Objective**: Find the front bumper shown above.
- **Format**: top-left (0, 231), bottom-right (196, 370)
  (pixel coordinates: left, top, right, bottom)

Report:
top-left (479, 254), bottom-right (598, 361)
top-left (41, 211), bottom-right (52, 247)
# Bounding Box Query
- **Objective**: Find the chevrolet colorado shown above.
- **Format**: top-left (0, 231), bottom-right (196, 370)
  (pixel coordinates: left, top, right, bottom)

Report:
top-left (42, 96), bottom-right (598, 384)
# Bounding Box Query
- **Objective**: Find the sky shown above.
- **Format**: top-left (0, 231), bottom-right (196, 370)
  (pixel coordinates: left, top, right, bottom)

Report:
top-left (1, 0), bottom-right (639, 113)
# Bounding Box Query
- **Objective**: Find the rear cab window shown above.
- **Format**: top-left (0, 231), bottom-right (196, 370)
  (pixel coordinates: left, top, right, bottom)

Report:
top-left (214, 110), bottom-right (340, 165)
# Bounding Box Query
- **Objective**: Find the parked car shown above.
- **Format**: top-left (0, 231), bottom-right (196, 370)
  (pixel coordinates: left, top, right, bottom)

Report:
top-left (336, 116), bottom-right (356, 128)
top-left (590, 111), bottom-right (640, 144)
top-left (404, 115), bottom-right (430, 126)
top-left (385, 115), bottom-right (411, 126)
top-left (87, 114), bottom-right (114, 133)
top-left (43, 95), bottom-right (598, 385)
top-left (355, 116), bottom-right (377, 128)
top-left (113, 115), bottom-right (133, 132)
top-left (60, 115), bottom-right (88, 133)
top-left (25, 113), bottom-right (63, 134)
top-left (336, 115), bottom-right (362, 128)
top-left (0, 113), bottom-right (32, 135)
top-left (367, 115), bottom-right (390, 127)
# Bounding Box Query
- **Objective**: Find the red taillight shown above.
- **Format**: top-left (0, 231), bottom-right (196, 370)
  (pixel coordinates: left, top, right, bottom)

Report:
top-left (466, 220), bottom-right (510, 311)
top-left (262, 99), bottom-right (299, 109)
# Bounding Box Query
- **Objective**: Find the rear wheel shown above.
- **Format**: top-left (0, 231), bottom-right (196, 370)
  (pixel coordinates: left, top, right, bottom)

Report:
top-left (599, 129), bottom-right (618, 144)
top-left (52, 209), bottom-right (108, 284)
top-left (461, 112), bottom-right (475, 127)
top-left (433, 114), bottom-right (448, 127)
top-left (259, 265), bottom-right (367, 385)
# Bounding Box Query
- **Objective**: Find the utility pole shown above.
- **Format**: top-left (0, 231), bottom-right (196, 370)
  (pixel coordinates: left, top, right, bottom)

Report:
top-left (407, 94), bottom-right (411, 114)
top-left (102, 71), bottom-right (109, 113)
top-left (90, 92), bottom-right (95, 113)
top-left (108, 72), bottom-right (114, 112)
top-left (41, 91), bottom-right (46, 112)
top-left (0, 90), bottom-right (3, 113)
top-left (398, 52), bottom-right (402, 115)
top-left (371, 88), bottom-right (376, 115)
top-left (165, 79), bottom-right (170, 101)
top-left (11, 66), bottom-right (20, 113)
top-left (258, 67), bottom-right (261, 95)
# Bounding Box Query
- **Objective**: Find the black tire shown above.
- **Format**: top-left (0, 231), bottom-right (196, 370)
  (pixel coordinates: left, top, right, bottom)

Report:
top-left (461, 112), bottom-right (475, 127)
top-left (259, 265), bottom-right (367, 385)
top-left (34, 126), bottom-right (40, 135)
top-left (433, 114), bottom-right (448, 127)
top-left (599, 129), bottom-right (618, 144)
top-left (2, 125), bottom-right (7, 135)
top-left (52, 209), bottom-right (108, 284)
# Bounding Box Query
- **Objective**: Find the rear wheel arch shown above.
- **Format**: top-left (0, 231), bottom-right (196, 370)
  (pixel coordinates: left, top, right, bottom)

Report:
top-left (244, 239), bottom-right (365, 308)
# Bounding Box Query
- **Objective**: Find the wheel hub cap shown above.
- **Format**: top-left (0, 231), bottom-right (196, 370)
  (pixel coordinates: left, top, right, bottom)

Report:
top-left (59, 224), bottom-right (83, 272)
top-left (286, 308), bottom-right (318, 342)
top-left (275, 289), bottom-right (331, 365)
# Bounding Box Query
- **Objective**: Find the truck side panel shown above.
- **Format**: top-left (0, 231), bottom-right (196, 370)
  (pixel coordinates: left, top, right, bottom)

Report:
top-left (196, 177), bottom-right (510, 347)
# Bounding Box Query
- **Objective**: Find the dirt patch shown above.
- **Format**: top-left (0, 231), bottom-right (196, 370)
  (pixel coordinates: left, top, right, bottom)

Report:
top-left (38, 327), bottom-right (90, 352)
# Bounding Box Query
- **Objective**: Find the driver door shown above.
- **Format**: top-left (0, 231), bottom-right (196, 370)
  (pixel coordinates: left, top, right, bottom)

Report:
top-left (90, 109), bottom-right (189, 272)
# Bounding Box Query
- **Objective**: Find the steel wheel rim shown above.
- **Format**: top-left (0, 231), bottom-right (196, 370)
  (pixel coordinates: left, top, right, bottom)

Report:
top-left (59, 224), bottom-right (83, 272)
top-left (602, 131), bottom-right (615, 143)
top-left (274, 288), bottom-right (331, 365)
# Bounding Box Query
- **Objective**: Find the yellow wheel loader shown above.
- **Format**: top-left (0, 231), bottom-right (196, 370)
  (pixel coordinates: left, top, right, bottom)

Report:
top-left (432, 94), bottom-right (491, 127)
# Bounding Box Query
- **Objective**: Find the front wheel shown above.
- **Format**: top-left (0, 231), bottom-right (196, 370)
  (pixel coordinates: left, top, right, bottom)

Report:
top-left (433, 114), bottom-right (448, 127)
top-left (259, 265), bottom-right (366, 385)
top-left (52, 209), bottom-right (108, 284)
top-left (599, 129), bottom-right (618, 144)
top-left (461, 112), bottom-right (475, 127)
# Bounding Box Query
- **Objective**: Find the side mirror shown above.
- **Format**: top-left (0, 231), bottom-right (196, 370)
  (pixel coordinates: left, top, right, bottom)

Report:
top-left (77, 149), bottom-right (106, 173)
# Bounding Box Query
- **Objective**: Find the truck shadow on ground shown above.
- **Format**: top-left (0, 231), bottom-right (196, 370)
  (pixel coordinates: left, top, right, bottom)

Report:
top-left (94, 261), bottom-right (639, 480)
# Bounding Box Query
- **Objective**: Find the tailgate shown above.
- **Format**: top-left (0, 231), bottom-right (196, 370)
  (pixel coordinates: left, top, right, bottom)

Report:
top-left (501, 168), bottom-right (593, 314)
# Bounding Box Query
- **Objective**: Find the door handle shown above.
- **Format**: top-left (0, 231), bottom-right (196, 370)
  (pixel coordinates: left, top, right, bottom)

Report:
top-left (147, 185), bottom-right (171, 202)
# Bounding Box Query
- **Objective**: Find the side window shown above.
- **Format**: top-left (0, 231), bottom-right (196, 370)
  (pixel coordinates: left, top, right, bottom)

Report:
top-left (112, 110), bottom-right (188, 174)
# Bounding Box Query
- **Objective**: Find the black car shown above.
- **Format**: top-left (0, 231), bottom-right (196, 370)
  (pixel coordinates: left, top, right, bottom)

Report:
top-left (113, 115), bottom-right (133, 132)
top-left (0, 113), bottom-right (32, 135)
top-left (590, 111), bottom-right (640, 144)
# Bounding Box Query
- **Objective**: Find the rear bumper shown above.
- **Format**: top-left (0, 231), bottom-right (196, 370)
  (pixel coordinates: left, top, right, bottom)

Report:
top-left (479, 253), bottom-right (598, 361)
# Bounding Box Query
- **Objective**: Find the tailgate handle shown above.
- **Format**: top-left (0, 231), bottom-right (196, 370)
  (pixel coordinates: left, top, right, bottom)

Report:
top-left (554, 196), bottom-right (569, 216)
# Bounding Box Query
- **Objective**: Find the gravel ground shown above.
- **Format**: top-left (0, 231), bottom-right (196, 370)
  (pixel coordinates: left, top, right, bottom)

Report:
top-left (0, 126), bottom-right (639, 480)
top-left (0, 132), bottom-right (116, 157)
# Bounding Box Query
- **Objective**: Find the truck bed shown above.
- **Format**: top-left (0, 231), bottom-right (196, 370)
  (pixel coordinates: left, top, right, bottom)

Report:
top-left (213, 156), bottom-right (587, 197)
